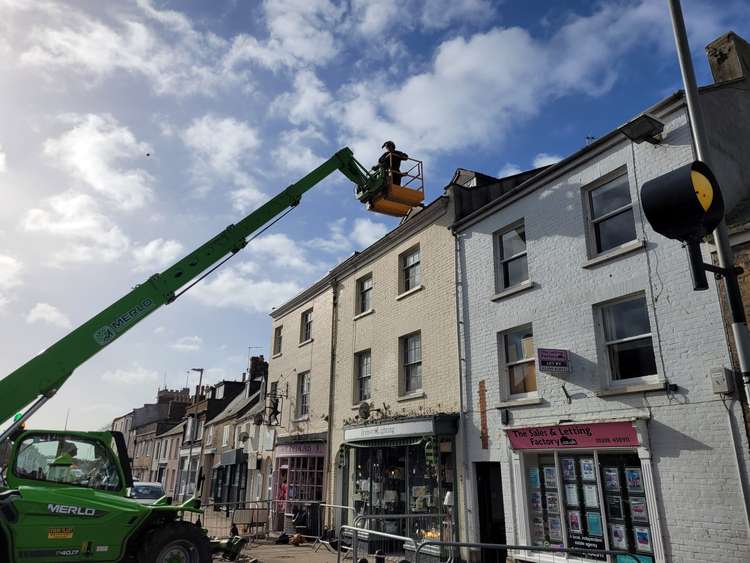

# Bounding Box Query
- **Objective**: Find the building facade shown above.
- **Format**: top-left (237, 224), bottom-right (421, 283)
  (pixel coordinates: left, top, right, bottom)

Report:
top-left (455, 37), bottom-right (750, 563)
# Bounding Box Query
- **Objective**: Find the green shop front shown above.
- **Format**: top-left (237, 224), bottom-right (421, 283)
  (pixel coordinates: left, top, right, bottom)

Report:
top-left (338, 414), bottom-right (459, 556)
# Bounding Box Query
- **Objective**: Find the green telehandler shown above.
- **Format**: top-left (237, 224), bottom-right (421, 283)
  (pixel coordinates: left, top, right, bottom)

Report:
top-left (0, 148), bottom-right (391, 562)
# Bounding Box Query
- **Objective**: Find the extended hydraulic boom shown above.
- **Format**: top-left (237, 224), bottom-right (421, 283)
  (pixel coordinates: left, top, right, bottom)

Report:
top-left (0, 147), bottom-right (380, 433)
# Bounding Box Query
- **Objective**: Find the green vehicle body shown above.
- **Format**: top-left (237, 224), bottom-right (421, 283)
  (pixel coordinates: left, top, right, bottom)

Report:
top-left (0, 148), bottom-right (383, 562)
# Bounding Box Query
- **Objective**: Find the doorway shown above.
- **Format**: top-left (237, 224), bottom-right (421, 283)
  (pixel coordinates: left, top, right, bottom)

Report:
top-left (475, 462), bottom-right (505, 562)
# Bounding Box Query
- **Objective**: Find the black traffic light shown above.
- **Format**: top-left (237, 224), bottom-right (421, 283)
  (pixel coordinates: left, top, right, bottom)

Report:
top-left (641, 160), bottom-right (725, 290)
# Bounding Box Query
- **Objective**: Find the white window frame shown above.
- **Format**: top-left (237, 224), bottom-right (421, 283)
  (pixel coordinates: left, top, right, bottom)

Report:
top-left (501, 324), bottom-right (537, 400)
top-left (356, 274), bottom-right (373, 314)
top-left (273, 325), bottom-right (283, 355)
top-left (400, 246), bottom-right (421, 293)
top-left (355, 350), bottom-right (372, 403)
top-left (222, 425), bottom-right (231, 447)
top-left (494, 219), bottom-right (529, 291)
top-left (205, 426), bottom-right (213, 446)
top-left (297, 371), bottom-right (311, 418)
top-left (401, 332), bottom-right (422, 395)
top-left (300, 309), bottom-right (313, 343)
top-left (595, 292), bottom-right (659, 387)
top-left (583, 167), bottom-right (637, 257)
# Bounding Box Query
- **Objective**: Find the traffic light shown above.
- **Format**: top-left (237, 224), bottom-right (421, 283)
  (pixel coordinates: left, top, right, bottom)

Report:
top-left (641, 160), bottom-right (725, 290)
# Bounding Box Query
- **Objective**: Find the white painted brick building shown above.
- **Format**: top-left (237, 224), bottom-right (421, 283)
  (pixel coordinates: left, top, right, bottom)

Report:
top-left (454, 36), bottom-right (750, 563)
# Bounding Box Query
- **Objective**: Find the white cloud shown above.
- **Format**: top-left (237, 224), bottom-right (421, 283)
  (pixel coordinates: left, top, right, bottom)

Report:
top-left (350, 0), bottom-right (400, 36)
top-left (533, 153), bottom-right (562, 167)
top-left (22, 191), bottom-right (130, 265)
top-left (497, 163), bottom-right (522, 177)
top-left (26, 302), bottom-right (72, 329)
top-left (229, 186), bottom-right (266, 214)
top-left (225, 0), bottom-right (344, 70)
top-left (172, 335), bottom-right (203, 352)
top-left (182, 114), bottom-right (261, 200)
top-left (132, 238), bottom-right (184, 272)
top-left (17, 0), bottom-right (240, 96)
top-left (153, 326), bottom-right (166, 335)
top-left (250, 233), bottom-right (318, 273)
top-left (0, 144), bottom-right (6, 173)
top-left (188, 262), bottom-right (302, 314)
top-left (101, 363), bottom-right (159, 385)
top-left (272, 127), bottom-right (326, 174)
top-left (0, 254), bottom-right (23, 308)
top-left (272, 70), bottom-right (331, 126)
top-left (351, 218), bottom-right (389, 248)
top-left (419, 0), bottom-right (495, 30)
top-left (44, 114), bottom-right (153, 211)
top-left (306, 218), bottom-right (350, 254)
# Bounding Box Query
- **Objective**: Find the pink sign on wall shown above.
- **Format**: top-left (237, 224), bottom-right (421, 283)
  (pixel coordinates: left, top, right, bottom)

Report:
top-left (505, 421), bottom-right (639, 449)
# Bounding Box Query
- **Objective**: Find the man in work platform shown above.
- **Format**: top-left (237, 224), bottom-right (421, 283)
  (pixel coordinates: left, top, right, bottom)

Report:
top-left (373, 141), bottom-right (409, 185)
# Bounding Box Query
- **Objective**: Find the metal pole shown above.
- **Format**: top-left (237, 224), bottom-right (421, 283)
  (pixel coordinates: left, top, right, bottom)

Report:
top-left (667, 0), bottom-right (750, 403)
top-left (668, 0), bottom-right (750, 541)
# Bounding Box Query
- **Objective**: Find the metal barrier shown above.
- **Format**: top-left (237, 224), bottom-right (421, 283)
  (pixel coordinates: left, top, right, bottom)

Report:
top-left (337, 525), bottom-right (416, 563)
top-left (413, 539), bottom-right (644, 563)
top-left (313, 504), bottom-right (360, 552)
top-left (183, 500), bottom-right (271, 541)
top-left (352, 513), bottom-right (446, 555)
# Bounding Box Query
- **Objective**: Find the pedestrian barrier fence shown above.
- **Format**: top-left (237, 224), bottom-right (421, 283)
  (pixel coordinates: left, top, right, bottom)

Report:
top-left (337, 526), bottom-right (646, 563)
top-left (183, 500), bottom-right (272, 541)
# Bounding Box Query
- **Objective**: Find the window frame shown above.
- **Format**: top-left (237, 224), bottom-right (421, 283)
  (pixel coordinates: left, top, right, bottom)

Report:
top-left (400, 245), bottom-right (421, 293)
top-left (494, 219), bottom-right (529, 292)
top-left (355, 349), bottom-right (372, 403)
top-left (222, 425), bottom-right (231, 447)
top-left (300, 308), bottom-right (313, 343)
top-left (595, 292), bottom-right (659, 387)
top-left (500, 324), bottom-right (538, 400)
top-left (296, 371), bottom-right (311, 418)
top-left (401, 331), bottom-right (423, 395)
top-left (273, 325), bottom-right (283, 356)
top-left (583, 167), bottom-right (637, 257)
top-left (356, 274), bottom-right (374, 314)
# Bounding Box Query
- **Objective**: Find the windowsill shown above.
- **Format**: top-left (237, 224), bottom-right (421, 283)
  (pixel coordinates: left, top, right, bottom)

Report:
top-left (353, 309), bottom-right (375, 321)
top-left (272, 352), bottom-right (282, 359)
top-left (583, 239), bottom-right (646, 268)
top-left (292, 414), bottom-right (310, 422)
top-left (595, 380), bottom-right (665, 397)
top-left (298, 338), bottom-right (313, 348)
top-left (396, 285), bottom-right (424, 301)
top-left (491, 280), bottom-right (536, 302)
top-left (397, 391), bottom-right (426, 402)
top-left (495, 396), bottom-right (543, 408)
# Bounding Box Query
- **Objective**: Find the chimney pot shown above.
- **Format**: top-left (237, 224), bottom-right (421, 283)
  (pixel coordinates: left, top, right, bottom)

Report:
top-left (706, 32), bottom-right (750, 83)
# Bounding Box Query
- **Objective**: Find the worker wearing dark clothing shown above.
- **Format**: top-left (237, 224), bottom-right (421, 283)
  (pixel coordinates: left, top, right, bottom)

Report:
top-left (374, 141), bottom-right (408, 185)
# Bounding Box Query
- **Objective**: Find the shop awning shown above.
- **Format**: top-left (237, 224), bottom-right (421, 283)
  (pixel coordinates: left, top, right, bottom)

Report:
top-left (344, 436), bottom-right (425, 448)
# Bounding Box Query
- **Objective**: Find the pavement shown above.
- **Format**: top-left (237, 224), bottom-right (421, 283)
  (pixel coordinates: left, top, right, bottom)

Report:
top-left (237, 541), bottom-right (340, 563)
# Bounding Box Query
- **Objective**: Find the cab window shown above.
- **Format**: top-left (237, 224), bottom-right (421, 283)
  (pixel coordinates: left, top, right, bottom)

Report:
top-left (14, 434), bottom-right (121, 492)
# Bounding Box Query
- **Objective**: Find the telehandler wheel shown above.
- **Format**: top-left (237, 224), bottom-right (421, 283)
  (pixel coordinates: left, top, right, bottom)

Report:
top-left (137, 521), bottom-right (211, 563)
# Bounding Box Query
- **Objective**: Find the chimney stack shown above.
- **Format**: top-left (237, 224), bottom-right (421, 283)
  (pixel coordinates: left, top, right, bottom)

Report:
top-left (706, 32), bottom-right (750, 83)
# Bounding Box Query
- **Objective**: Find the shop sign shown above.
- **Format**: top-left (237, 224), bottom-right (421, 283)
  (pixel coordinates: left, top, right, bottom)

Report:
top-left (537, 348), bottom-right (570, 374)
top-left (276, 442), bottom-right (325, 457)
top-left (344, 419), bottom-right (434, 442)
top-left (506, 421), bottom-right (639, 449)
top-left (569, 533), bottom-right (606, 561)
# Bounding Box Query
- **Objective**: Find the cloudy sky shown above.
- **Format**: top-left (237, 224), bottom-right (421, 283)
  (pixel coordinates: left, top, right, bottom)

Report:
top-left (1, 0), bottom-right (748, 431)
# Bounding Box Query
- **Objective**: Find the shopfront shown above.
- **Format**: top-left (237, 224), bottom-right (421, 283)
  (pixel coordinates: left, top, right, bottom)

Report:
top-left (505, 419), bottom-right (665, 563)
top-left (271, 439), bottom-right (326, 531)
top-left (340, 415), bottom-right (459, 545)
top-left (211, 448), bottom-right (248, 507)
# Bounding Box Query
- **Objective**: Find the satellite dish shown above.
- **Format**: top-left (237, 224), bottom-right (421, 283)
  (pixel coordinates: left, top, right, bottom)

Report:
top-left (239, 431), bottom-right (250, 442)
top-left (358, 402), bottom-right (371, 420)
top-left (253, 413), bottom-right (264, 426)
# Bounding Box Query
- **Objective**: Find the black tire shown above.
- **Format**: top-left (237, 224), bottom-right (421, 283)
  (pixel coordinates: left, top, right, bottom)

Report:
top-left (137, 521), bottom-right (211, 563)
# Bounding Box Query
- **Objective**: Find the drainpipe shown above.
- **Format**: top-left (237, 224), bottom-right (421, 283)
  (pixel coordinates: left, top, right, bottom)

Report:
top-left (325, 278), bottom-right (339, 519)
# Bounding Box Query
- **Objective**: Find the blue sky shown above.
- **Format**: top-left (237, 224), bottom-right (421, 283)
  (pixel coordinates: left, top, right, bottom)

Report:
top-left (1, 0), bottom-right (748, 430)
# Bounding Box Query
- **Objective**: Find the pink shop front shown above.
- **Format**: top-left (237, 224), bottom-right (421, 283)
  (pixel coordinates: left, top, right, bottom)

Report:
top-left (270, 440), bottom-right (326, 532)
top-left (505, 419), bottom-right (665, 563)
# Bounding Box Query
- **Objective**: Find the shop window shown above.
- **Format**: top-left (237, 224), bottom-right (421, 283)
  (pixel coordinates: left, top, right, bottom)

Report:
top-left (524, 452), bottom-right (654, 561)
top-left (273, 325), bottom-right (283, 355)
top-left (597, 293), bottom-right (657, 383)
top-left (495, 220), bottom-right (528, 290)
top-left (357, 274), bottom-right (373, 314)
top-left (300, 308), bottom-right (313, 343)
top-left (356, 350), bottom-right (372, 402)
top-left (501, 325), bottom-right (537, 399)
top-left (584, 170), bottom-right (637, 255)
top-left (296, 371), bottom-right (310, 418)
top-left (401, 332), bottom-right (422, 394)
top-left (400, 245), bottom-right (421, 293)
